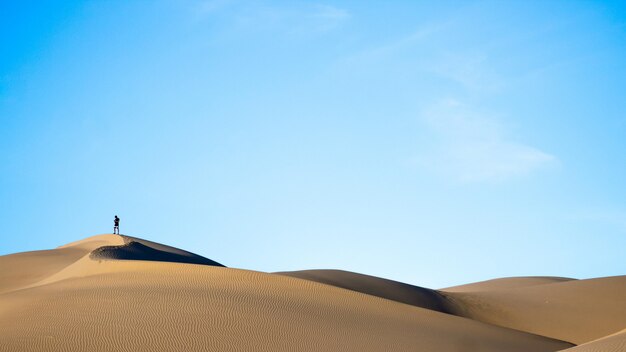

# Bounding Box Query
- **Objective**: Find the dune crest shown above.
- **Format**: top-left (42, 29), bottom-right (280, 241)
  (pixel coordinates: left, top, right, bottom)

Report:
top-left (1, 234), bottom-right (224, 293)
top-left (90, 235), bottom-right (224, 267)
top-left (441, 276), bottom-right (626, 344)
top-left (558, 329), bottom-right (626, 352)
top-left (277, 269), bottom-right (452, 313)
top-left (442, 276), bottom-right (576, 292)
top-left (59, 234), bottom-right (127, 250)
top-left (278, 270), bottom-right (626, 346)
top-left (61, 234), bottom-right (225, 267)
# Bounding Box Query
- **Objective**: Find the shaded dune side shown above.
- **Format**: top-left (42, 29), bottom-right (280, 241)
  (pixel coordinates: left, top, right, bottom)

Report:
top-left (60, 234), bottom-right (225, 268)
top-left (441, 276), bottom-right (626, 345)
top-left (278, 270), bottom-right (626, 346)
top-left (120, 235), bottom-right (221, 262)
top-left (442, 276), bottom-right (576, 293)
top-left (559, 329), bottom-right (626, 352)
top-left (90, 240), bottom-right (224, 267)
top-left (277, 270), bottom-right (453, 313)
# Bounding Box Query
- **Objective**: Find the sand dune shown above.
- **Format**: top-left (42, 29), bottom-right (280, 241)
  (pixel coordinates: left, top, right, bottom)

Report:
top-left (64, 234), bottom-right (224, 267)
top-left (0, 247), bottom-right (88, 294)
top-left (442, 276), bottom-right (575, 293)
top-left (0, 234), bottom-right (621, 351)
top-left (441, 276), bottom-right (626, 344)
top-left (288, 271), bottom-right (624, 347)
top-left (91, 240), bottom-right (223, 266)
top-left (277, 270), bottom-right (626, 346)
top-left (559, 329), bottom-right (626, 352)
top-left (277, 269), bottom-right (452, 313)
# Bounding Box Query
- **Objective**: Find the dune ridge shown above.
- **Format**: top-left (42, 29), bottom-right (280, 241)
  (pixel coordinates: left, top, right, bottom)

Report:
top-left (440, 276), bottom-right (626, 344)
top-left (277, 269), bottom-right (453, 313)
top-left (277, 269), bottom-right (626, 345)
top-left (1, 234), bottom-right (224, 294)
top-left (65, 234), bottom-right (225, 267)
top-left (90, 239), bottom-right (224, 267)
top-left (0, 247), bottom-right (87, 294)
top-left (558, 329), bottom-right (626, 352)
top-left (442, 276), bottom-right (576, 292)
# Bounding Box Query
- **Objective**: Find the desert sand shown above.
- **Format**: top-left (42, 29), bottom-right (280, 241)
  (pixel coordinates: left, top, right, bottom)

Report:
top-left (0, 234), bottom-right (624, 351)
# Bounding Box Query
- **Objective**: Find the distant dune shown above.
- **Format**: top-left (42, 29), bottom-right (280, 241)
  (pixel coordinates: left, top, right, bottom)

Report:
top-left (0, 234), bottom-right (624, 351)
top-left (562, 329), bottom-right (626, 352)
top-left (441, 276), bottom-right (576, 292)
top-left (277, 269), bottom-right (452, 313)
top-left (440, 276), bottom-right (626, 344)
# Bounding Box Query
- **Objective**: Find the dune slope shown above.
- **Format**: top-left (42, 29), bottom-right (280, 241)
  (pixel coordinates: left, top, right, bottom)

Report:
top-left (441, 276), bottom-right (626, 344)
top-left (1, 234), bottom-right (223, 294)
top-left (276, 271), bottom-right (626, 347)
top-left (0, 247), bottom-right (87, 294)
top-left (0, 235), bottom-right (574, 352)
top-left (78, 234), bottom-right (225, 267)
top-left (0, 261), bottom-right (572, 352)
top-left (277, 269), bottom-right (452, 313)
top-left (558, 329), bottom-right (626, 352)
top-left (91, 240), bottom-right (224, 266)
top-left (442, 276), bottom-right (575, 293)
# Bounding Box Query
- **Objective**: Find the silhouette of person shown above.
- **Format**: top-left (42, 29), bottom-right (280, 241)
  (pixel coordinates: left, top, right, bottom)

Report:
top-left (114, 215), bottom-right (120, 234)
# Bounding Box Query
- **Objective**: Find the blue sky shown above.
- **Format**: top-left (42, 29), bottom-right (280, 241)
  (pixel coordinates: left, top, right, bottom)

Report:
top-left (1, 0), bottom-right (625, 288)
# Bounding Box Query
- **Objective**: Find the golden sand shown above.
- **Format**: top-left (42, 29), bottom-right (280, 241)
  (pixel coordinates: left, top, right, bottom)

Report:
top-left (1, 234), bottom-right (623, 351)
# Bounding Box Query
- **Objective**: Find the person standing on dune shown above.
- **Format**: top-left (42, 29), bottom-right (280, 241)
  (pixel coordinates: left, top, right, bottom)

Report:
top-left (113, 215), bottom-right (120, 234)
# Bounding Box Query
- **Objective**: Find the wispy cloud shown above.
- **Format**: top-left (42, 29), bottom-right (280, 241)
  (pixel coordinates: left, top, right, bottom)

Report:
top-left (189, 0), bottom-right (235, 22)
top-left (340, 18), bottom-right (556, 182)
top-left (191, 1), bottom-right (350, 34)
top-left (309, 4), bottom-right (351, 32)
top-left (430, 51), bottom-right (503, 93)
top-left (415, 99), bottom-right (557, 182)
top-left (195, 0), bottom-right (233, 15)
top-left (340, 21), bottom-right (450, 65)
